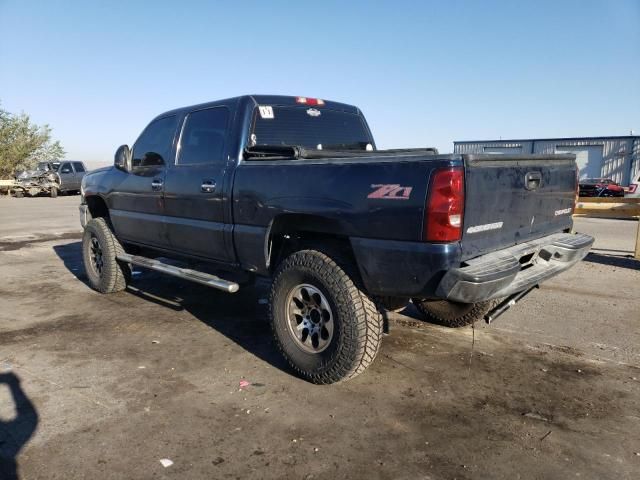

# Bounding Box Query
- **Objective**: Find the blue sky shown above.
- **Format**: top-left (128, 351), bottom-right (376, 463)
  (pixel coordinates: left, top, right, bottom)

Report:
top-left (1, 0), bottom-right (638, 167)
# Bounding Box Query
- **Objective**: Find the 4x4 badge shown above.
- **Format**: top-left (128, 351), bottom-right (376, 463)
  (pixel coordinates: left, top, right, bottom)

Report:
top-left (367, 184), bottom-right (413, 200)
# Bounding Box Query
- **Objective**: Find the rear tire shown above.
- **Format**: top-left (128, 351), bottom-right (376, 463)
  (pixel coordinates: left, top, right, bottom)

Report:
top-left (14, 190), bottom-right (24, 198)
top-left (82, 218), bottom-right (131, 293)
top-left (270, 249), bottom-right (383, 384)
top-left (411, 298), bottom-right (495, 328)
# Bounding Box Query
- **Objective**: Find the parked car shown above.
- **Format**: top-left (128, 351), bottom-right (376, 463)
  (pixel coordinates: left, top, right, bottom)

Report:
top-left (578, 178), bottom-right (625, 197)
top-left (79, 95), bottom-right (593, 384)
top-left (626, 171), bottom-right (640, 198)
top-left (14, 161), bottom-right (87, 197)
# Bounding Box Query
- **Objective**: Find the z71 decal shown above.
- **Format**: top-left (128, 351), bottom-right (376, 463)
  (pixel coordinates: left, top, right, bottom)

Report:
top-left (367, 184), bottom-right (413, 200)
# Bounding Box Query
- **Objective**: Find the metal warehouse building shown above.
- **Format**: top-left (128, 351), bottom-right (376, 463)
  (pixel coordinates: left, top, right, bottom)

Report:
top-left (454, 136), bottom-right (640, 185)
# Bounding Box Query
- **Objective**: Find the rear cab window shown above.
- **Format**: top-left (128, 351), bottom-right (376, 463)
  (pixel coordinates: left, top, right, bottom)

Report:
top-left (250, 106), bottom-right (373, 151)
top-left (73, 162), bottom-right (86, 172)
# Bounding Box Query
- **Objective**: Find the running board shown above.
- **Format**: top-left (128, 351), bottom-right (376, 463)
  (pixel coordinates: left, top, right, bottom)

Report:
top-left (117, 253), bottom-right (239, 293)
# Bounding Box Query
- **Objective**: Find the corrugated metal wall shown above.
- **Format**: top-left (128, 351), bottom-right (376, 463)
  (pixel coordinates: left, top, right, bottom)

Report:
top-left (631, 139), bottom-right (640, 181)
top-left (454, 137), bottom-right (639, 185)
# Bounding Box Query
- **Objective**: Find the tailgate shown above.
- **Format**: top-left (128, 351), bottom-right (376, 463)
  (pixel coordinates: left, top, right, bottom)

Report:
top-left (461, 154), bottom-right (576, 260)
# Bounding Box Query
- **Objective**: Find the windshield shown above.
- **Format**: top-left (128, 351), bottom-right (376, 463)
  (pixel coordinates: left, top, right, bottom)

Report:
top-left (250, 106), bottom-right (373, 151)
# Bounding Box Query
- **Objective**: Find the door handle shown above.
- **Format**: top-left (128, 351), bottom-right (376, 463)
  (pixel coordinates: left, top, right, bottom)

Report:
top-left (201, 180), bottom-right (216, 193)
top-left (151, 179), bottom-right (163, 191)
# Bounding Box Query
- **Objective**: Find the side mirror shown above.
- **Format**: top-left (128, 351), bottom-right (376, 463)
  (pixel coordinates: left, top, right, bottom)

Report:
top-left (114, 145), bottom-right (131, 172)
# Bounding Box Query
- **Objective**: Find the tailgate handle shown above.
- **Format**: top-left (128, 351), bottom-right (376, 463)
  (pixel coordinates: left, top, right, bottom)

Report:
top-left (525, 171), bottom-right (542, 190)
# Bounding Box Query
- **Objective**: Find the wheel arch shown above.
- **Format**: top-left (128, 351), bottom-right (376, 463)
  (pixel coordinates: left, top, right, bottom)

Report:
top-left (266, 213), bottom-right (357, 273)
top-left (85, 194), bottom-right (110, 220)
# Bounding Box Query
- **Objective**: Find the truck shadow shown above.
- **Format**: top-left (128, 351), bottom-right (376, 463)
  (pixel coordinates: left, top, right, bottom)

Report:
top-left (0, 372), bottom-right (39, 480)
top-left (583, 252), bottom-right (640, 270)
top-left (53, 241), bottom-right (291, 374)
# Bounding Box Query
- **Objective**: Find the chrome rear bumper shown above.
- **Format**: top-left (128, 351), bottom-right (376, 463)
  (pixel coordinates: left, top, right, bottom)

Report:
top-left (436, 232), bottom-right (594, 303)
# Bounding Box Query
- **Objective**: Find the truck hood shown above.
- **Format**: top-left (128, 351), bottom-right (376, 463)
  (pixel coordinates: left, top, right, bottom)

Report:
top-left (85, 166), bottom-right (112, 176)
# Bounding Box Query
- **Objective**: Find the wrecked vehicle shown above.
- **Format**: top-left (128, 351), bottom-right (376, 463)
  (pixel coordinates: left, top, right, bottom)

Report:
top-left (14, 162), bottom-right (60, 198)
top-left (14, 161), bottom-right (86, 197)
top-left (79, 94), bottom-right (594, 384)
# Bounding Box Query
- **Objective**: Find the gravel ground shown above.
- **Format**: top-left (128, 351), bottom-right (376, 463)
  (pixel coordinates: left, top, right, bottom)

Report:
top-left (1, 196), bottom-right (639, 480)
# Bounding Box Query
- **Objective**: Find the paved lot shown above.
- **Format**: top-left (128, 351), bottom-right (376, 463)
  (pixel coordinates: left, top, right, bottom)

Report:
top-left (1, 196), bottom-right (639, 479)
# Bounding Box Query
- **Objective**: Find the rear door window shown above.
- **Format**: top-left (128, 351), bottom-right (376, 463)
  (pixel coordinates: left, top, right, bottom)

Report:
top-left (177, 107), bottom-right (229, 165)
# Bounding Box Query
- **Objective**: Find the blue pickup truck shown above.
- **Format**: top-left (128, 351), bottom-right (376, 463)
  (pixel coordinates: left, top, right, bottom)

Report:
top-left (79, 95), bottom-right (593, 384)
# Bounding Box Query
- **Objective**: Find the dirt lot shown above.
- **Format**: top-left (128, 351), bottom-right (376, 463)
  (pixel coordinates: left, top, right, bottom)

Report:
top-left (1, 196), bottom-right (639, 480)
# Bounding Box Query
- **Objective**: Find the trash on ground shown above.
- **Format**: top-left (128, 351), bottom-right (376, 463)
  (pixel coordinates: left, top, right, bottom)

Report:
top-left (159, 458), bottom-right (173, 468)
top-left (523, 412), bottom-right (550, 422)
top-left (239, 379), bottom-right (251, 389)
top-left (151, 340), bottom-right (160, 344)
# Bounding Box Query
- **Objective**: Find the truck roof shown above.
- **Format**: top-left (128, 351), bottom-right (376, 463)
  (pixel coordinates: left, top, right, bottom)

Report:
top-left (155, 95), bottom-right (361, 120)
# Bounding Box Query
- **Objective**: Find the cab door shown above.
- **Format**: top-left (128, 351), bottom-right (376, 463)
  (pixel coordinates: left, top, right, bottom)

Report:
top-left (57, 162), bottom-right (76, 191)
top-left (108, 115), bottom-right (178, 248)
top-left (72, 162), bottom-right (87, 189)
top-left (163, 106), bottom-right (232, 261)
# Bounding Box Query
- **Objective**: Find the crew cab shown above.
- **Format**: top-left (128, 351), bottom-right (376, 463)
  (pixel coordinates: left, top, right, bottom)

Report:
top-left (79, 95), bottom-right (594, 384)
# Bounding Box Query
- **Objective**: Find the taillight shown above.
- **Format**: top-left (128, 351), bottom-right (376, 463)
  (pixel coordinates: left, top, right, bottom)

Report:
top-left (424, 167), bottom-right (464, 242)
top-left (629, 184), bottom-right (638, 194)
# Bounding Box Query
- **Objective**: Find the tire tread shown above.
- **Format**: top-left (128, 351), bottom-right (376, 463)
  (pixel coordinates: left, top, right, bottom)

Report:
top-left (412, 298), bottom-right (495, 328)
top-left (82, 217), bottom-right (130, 294)
top-left (270, 249), bottom-right (383, 384)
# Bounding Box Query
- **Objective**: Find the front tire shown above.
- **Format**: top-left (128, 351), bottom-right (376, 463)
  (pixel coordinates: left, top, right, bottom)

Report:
top-left (270, 249), bottom-right (383, 384)
top-left (50, 187), bottom-right (58, 198)
top-left (411, 298), bottom-right (495, 328)
top-left (82, 218), bottom-right (131, 293)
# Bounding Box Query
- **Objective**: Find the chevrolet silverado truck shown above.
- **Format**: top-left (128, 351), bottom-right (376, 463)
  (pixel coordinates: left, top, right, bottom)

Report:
top-left (79, 95), bottom-right (594, 384)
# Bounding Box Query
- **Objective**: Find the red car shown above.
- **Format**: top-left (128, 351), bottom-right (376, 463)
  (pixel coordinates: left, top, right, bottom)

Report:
top-left (578, 178), bottom-right (625, 197)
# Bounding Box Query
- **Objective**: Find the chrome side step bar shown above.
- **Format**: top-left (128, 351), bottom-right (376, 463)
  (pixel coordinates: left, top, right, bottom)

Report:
top-left (117, 253), bottom-right (239, 293)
